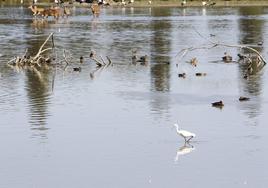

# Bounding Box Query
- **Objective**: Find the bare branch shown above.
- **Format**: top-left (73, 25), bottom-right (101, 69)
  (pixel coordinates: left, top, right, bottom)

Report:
top-left (33, 32), bottom-right (54, 60)
top-left (63, 49), bottom-right (70, 65)
top-left (100, 55), bottom-right (106, 65)
top-left (106, 56), bottom-right (112, 66)
top-left (192, 28), bottom-right (266, 65)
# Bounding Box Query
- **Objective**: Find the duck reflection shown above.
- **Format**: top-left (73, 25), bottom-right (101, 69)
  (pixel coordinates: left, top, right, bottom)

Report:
top-left (174, 142), bottom-right (195, 163)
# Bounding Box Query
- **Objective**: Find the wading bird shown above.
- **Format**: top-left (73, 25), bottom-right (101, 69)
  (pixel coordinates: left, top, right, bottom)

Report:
top-left (174, 123), bottom-right (196, 143)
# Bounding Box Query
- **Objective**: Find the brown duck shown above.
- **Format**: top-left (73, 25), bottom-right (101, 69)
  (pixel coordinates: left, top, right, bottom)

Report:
top-left (239, 96), bottom-right (250, 101)
top-left (212, 100), bottom-right (224, 108)
top-left (222, 52), bottom-right (232, 63)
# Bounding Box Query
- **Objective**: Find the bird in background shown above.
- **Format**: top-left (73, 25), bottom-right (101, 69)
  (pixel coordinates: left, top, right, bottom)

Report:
top-left (174, 123), bottom-right (196, 143)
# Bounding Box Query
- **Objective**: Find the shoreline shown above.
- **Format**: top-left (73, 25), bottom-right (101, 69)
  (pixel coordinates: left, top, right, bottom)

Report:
top-left (122, 0), bottom-right (268, 8)
top-left (70, 0), bottom-right (268, 8)
top-left (2, 0), bottom-right (268, 8)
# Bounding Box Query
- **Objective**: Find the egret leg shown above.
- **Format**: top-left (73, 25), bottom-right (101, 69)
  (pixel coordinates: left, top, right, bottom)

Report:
top-left (186, 136), bottom-right (193, 142)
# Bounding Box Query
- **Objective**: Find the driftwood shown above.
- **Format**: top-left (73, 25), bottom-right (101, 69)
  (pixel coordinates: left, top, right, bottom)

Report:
top-left (7, 32), bottom-right (55, 69)
top-left (89, 50), bottom-right (112, 68)
top-left (176, 28), bottom-right (266, 76)
top-left (7, 33), bottom-right (84, 71)
top-left (6, 33), bottom-right (113, 85)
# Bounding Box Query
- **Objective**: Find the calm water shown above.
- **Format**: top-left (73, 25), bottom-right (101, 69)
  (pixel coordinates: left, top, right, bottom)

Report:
top-left (1, 5), bottom-right (268, 188)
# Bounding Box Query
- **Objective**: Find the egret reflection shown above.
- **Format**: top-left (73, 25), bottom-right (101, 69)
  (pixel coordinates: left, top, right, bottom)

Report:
top-left (174, 143), bottom-right (195, 163)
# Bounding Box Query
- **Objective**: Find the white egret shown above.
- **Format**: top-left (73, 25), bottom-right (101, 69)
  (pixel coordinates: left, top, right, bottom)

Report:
top-left (174, 123), bottom-right (196, 142)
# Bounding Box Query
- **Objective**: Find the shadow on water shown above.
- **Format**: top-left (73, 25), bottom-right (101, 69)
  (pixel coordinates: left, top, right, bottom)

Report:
top-left (237, 7), bottom-right (265, 122)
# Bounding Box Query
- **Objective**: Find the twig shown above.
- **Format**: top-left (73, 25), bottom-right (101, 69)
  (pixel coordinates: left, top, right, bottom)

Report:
top-left (33, 32), bottom-right (54, 60)
top-left (176, 27), bottom-right (266, 68)
top-left (91, 57), bottom-right (104, 67)
top-left (100, 55), bottom-right (106, 65)
top-left (90, 66), bottom-right (105, 79)
top-left (176, 44), bottom-right (217, 60)
top-left (7, 57), bottom-right (16, 65)
top-left (39, 47), bottom-right (53, 55)
top-left (106, 56), bottom-right (112, 66)
top-left (22, 48), bottom-right (28, 59)
top-left (52, 69), bottom-right (56, 92)
top-left (63, 49), bottom-right (70, 65)
top-left (52, 34), bottom-right (55, 49)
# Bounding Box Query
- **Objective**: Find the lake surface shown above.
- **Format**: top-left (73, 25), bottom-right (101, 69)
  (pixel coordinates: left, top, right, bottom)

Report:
top-left (1, 5), bottom-right (268, 188)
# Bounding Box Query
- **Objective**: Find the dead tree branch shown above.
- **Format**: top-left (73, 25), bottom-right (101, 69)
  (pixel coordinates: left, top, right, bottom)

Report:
top-left (33, 32), bottom-right (54, 60)
top-left (176, 28), bottom-right (266, 66)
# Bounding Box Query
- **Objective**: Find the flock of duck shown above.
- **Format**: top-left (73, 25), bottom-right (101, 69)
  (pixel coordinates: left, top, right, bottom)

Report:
top-left (177, 52), bottom-right (252, 111)
top-left (131, 50), bottom-right (149, 66)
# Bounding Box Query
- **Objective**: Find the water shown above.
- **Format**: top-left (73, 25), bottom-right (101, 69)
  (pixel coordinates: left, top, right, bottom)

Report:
top-left (1, 5), bottom-right (268, 188)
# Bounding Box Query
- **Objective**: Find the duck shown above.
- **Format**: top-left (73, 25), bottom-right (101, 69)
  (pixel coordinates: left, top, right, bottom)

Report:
top-left (210, 34), bottom-right (216, 37)
top-left (137, 55), bottom-right (149, 65)
top-left (131, 54), bottom-right (137, 63)
top-left (178, 73), bottom-right (186, 78)
top-left (239, 96), bottom-right (250, 101)
top-left (45, 57), bottom-right (52, 64)
top-left (80, 56), bottom-right (84, 63)
top-left (195, 72), bottom-right (207, 76)
top-left (89, 51), bottom-right (96, 58)
top-left (137, 55), bottom-right (148, 63)
top-left (73, 67), bottom-right (81, 72)
top-left (212, 100), bottom-right (224, 108)
top-left (243, 74), bottom-right (249, 79)
top-left (237, 53), bottom-right (247, 60)
top-left (222, 52), bottom-right (232, 63)
top-left (257, 41), bottom-right (263, 46)
top-left (209, 2), bottom-right (216, 6)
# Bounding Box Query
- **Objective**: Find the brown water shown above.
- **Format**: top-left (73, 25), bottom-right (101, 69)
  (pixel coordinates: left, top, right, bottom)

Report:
top-left (0, 5), bottom-right (268, 188)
